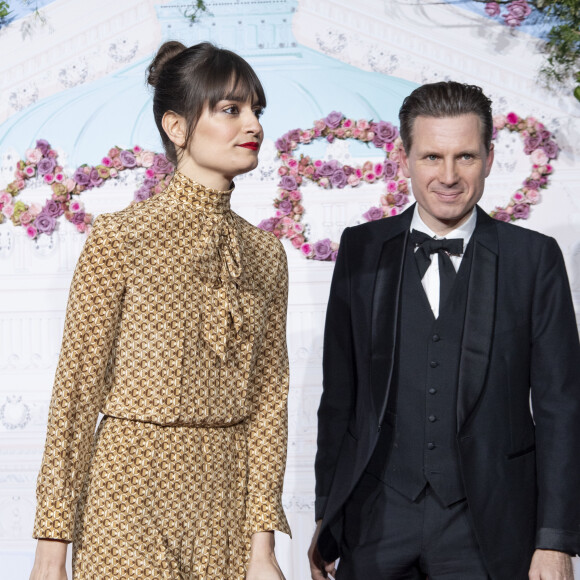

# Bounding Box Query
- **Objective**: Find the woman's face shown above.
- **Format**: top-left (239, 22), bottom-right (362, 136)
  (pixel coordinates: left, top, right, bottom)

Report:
top-left (177, 98), bottom-right (264, 190)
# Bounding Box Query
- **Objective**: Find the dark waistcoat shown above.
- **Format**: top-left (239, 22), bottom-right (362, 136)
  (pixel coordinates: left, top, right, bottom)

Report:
top-left (367, 239), bottom-right (473, 506)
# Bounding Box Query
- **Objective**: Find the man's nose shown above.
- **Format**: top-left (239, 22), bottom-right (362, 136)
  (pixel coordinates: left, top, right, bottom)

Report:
top-left (439, 159), bottom-right (459, 185)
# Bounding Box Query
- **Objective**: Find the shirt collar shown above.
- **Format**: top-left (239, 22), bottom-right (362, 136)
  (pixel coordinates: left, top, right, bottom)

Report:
top-left (410, 205), bottom-right (477, 248)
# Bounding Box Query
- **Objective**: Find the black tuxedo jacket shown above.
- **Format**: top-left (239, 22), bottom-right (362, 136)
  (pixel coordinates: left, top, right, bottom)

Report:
top-left (315, 204), bottom-right (580, 579)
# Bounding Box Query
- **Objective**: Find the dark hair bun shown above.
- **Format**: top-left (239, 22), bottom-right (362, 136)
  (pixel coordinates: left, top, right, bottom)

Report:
top-left (147, 41), bottom-right (187, 88)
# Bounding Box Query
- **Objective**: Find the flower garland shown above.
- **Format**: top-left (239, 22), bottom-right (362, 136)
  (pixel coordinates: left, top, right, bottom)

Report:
top-left (0, 112), bottom-right (558, 255)
top-left (0, 140), bottom-right (174, 239)
top-left (258, 112), bottom-right (409, 261)
top-left (258, 111), bottom-right (559, 261)
top-left (489, 112), bottom-right (558, 222)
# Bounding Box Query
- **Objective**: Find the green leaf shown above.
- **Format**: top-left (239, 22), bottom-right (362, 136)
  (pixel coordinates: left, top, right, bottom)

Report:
top-left (574, 85), bottom-right (580, 101)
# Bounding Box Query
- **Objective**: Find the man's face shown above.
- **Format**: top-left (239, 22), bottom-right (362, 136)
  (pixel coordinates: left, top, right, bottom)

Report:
top-left (399, 114), bottom-right (494, 236)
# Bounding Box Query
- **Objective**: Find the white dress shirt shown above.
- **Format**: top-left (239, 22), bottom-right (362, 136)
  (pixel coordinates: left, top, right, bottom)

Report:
top-left (410, 207), bottom-right (477, 318)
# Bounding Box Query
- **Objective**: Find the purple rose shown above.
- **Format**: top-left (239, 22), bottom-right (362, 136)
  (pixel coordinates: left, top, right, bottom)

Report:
top-left (493, 210), bottom-right (511, 222)
top-left (278, 200), bottom-right (293, 215)
top-left (542, 140), bottom-right (558, 159)
top-left (152, 153), bottom-right (173, 174)
top-left (70, 211), bottom-right (86, 225)
top-left (89, 168), bottom-right (103, 187)
top-left (44, 199), bottom-right (64, 218)
top-left (330, 169), bottom-right (347, 189)
top-left (343, 165), bottom-right (354, 176)
top-left (363, 206), bottom-right (384, 222)
top-left (34, 212), bottom-right (57, 234)
top-left (119, 150), bottom-right (137, 168)
top-left (73, 168), bottom-right (90, 186)
top-left (503, 0), bottom-right (531, 27)
top-left (313, 238), bottom-right (333, 260)
top-left (331, 250), bottom-right (339, 262)
top-left (513, 203), bottom-right (530, 219)
top-left (280, 175), bottom-right (297, 191)
top-left (36, 139), bottom-right (50, 156)
top-left (325, 111), bottom-right (343, 129)
top-left (258, 217), bottom-right (278, 232)
top-left (539, 176), bottom-right (548, 186)
top-left (37, 157), bottom-right (56, 176)
top-left (523, 134), bottom-right (542, 154)
top-left (318, 160), bottom-right (340, 177)
top-left (394, 193), bottom-right (408, 207)
top-left (524, 179), bottom-right (540, 190)
top-left (485, 2), bottom-right (500, 17)
top-left (383, 160), bottom-right (398, 180)
top-left (275, 136), bottom-right (292, 154)
top-left (134, 187), bottom-right (152, 202)
top-left (371, 121), bottom-right (399, 147)
top-left (142, 178), bottom-right (158, 189)
top-left (287, 129), bottom-right (301, 142)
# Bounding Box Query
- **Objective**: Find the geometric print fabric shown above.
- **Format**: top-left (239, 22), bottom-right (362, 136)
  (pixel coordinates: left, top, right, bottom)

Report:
top-left (33, 171), bottom-right (291, 578)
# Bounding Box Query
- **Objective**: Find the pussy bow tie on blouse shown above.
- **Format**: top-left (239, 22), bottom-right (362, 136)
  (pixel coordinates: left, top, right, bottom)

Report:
top-left (168, 172), bottom-right (244, 361)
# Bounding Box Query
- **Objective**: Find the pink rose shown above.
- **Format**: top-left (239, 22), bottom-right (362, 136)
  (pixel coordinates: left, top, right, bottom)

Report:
top-left (139, 150), bottom-right (155, 168)
top-left (133, 145), bottom-right (142, 153)
top-left (102, 156), bottom-right (112, 167)
top-left (343, 120), bottom-right (353, 128)
top-left (300, 243), bottom-right (312, 256)
top-left (493, 115), bottom-right (507, 130)
top-left (289, 191), bottom-right (302, 201)
top-left (76, 223), bottom-right (87, 233)
top-left (386, 180), bottom-right (398, 193)
top-left (288, 159), bottom-right (298, 169)
top-left (291, 236), bottom-right (303, 248)
top-left (347, 174), bottom-right (360, 186)
top-left (26, 225), bottom-right (38, 238)
top-left (44, 174), bottom-right (54, 184)
top-left (54, 173), bottom-right (65, 183)
top-left (145, 168), bottom-right (156, 179)
top-left (278, 166), bottom-right (288, 176)
top-left (357, 119), bottom-right (370, 131)
top-left (506, 112), bottom-right (519, 125)
top-left (389, 149), bottom-right (400, 162)
top-left (352, 128), bottom-right (362, 139)
top-left (319, 177), bottom-right (330, 188)
top-left (526, 189), bottom-right (540, 204)
top-left (389, 207), bottom-right (400, 216)
top-left (530, 149), bottom-right (548, 166)
top-left (29, 203), bottom-right (42, 215)
top-left (0, 192), bottom-right (11, 205)
top-left (24, 166), bottom-right (36, 177)
top-left (109, 168), bottom-right (119, 178)
top-left (336, 128), bottom-right (346, 138)
top-left (513, 191), bottom-right (525, 203)
top-left (19, 211), bottom-right (32, 225)
top-left (70, 200), bottom-right (83, 213)
top-left (2, 204), bottom-right (14, 218)
top-left (25, 148), bottom-right (42, 164)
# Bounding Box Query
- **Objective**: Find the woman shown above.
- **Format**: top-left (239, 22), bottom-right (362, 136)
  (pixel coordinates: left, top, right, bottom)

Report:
top-left (29, 41), bottom-right (290, 580)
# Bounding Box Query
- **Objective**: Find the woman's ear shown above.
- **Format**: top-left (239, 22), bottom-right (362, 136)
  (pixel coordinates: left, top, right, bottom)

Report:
top-left (162, 111), bottom-right (187, 149)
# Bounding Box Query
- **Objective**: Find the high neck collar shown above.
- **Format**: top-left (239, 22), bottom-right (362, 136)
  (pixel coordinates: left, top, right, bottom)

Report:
top-left (166, 171), bottom-right (234, 214)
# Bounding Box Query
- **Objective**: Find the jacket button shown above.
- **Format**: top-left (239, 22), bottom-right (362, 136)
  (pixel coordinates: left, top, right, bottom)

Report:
top-left (428, 415), bottom-right (437, 422)
top-left (428, 388), bottom-right (437, 395)
top-left (427, 442), bottom-right (436, 450)
top-left (430, 360), bottom-right (439, 368)
top-left (432, 334), bottom-right (440, 342)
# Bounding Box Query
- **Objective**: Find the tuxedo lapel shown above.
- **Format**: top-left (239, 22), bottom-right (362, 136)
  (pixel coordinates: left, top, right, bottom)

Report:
top-left (370, 216), bottom-right (410, 423)
top-left (456, 207), bottom-right (499, 432)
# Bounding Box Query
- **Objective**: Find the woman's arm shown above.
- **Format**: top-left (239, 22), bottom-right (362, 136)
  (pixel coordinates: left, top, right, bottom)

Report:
top-left (246, 531), bottom-right (285, 580)
top-left (29, 539), bottom-right (68, 580)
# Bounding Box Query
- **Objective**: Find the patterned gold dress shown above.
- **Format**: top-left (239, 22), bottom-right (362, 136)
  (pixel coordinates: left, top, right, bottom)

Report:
top-left (33, 172), bottom-right (291, 579)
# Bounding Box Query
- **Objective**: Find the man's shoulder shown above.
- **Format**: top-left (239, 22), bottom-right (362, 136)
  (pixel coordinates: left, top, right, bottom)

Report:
top-left (345, 209), bottom-right (411, 244)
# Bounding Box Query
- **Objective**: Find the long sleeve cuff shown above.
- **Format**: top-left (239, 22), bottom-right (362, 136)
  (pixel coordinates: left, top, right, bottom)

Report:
top-left (536, 527), bottom-right (580, 557)
top-left (33, 495), bottom-right (76, 541)
top-left (245, 492), bottom-right (291, 537)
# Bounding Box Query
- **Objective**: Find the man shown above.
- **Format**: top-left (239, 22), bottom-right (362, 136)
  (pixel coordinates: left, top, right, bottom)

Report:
top-left (308, 82), bottom-right (580, 579)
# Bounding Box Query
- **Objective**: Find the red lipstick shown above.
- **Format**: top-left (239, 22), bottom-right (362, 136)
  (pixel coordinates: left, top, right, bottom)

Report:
top-left (238, 142), bottom-right (259, 151)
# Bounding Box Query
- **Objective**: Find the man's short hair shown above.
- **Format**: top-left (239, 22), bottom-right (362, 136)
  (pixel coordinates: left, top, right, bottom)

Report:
top-left (399, 81), bottom-right (493, 153)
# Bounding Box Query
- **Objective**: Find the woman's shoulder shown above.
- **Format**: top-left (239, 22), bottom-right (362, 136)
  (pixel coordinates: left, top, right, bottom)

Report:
top-left (234, 213), bottom-right (286, 259)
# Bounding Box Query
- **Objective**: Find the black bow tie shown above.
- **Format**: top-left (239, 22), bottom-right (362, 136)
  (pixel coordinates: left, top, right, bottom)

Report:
top-left (410, 229), bottom-right (464, 311)
top-left (410, 229), bottom-right (464, 264)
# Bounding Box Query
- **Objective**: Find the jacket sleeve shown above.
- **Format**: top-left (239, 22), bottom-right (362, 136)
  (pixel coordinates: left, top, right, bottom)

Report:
top-left (531, 237), bottom-right (580, 555)
top-left (244, 242), bottom-right (291, 537)
top-left (33, 214), bottom-right (127, 541)
top-left (314, 227), bottom-right (356, 521)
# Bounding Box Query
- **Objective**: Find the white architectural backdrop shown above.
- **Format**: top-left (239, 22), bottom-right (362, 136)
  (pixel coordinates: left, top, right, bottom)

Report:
top-left (1, 1), bottom-right (579, 579)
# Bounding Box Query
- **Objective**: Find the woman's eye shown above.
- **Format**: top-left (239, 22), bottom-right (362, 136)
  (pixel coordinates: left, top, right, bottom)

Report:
top-left (223, 105), bottom-right (239, 114)
top-left (253, 108), bottom-right (264, 119)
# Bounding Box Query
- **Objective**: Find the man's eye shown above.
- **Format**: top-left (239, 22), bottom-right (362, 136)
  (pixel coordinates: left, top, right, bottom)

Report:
top-left (462, 154), bottom-right (473, 160)
top-left (427, 154), bottom-right (438, 161)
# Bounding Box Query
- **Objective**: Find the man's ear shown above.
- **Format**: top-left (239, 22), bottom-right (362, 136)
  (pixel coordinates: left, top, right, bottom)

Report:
top-left (399, 145), bottom-right (411, 178)
top-left (162, 111), bottom-right (187, 149)
top-left (485, 142), bottom-right (495, 177)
